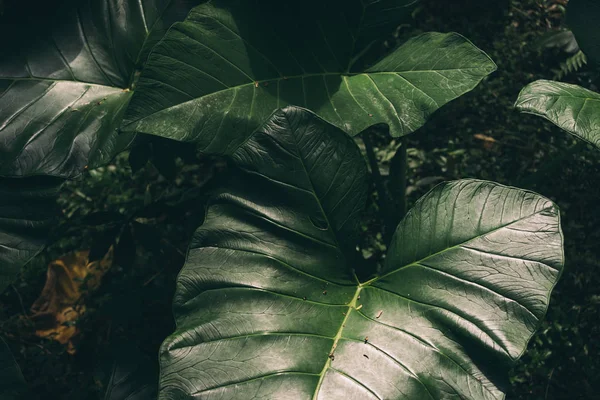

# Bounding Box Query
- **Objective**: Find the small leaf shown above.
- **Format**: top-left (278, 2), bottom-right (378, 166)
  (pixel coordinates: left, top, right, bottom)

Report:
top-left (516, 80), bottom-right (600, 148)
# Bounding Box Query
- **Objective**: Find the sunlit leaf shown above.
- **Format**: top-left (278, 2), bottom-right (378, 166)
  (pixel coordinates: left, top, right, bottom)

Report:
top-left (123, 0), bottom-right (496, 151)
top-left (516, 80), bottom-right (600, 148)
top-left (159, 107), bottom-right (564, 399)
top-left (0, 0), bottom-right (196, 178)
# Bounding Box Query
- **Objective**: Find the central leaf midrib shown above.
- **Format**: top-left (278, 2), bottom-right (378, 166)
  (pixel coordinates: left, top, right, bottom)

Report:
top-left (278, 111), bottom-right (365, 398)
top-left (126, 67), bottom-right (489, 127)
top-left (313, 285), bottom-right (362, 399)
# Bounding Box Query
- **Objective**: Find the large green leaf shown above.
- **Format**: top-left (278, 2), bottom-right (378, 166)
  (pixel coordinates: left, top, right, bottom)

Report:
top-left (0, 0), bottom-right (197, 178)
top-left (568, 0), bottom-right (600, 67)
top-left (515, 80), bottom-right (600, 148)
top-left (123, 0), bottom-right (496, 151)
top-left (0, 176), bottom-right (62, 293)
top-left (0, 338), bottom-right (27, 399)
top-left (159, 107), bottom-right (563, 399)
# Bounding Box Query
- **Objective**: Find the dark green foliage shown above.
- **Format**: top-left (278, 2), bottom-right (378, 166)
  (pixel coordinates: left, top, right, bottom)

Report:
top-left (0, 337), bottom-right (27, 399)
top-left (102, 343), bottom-right (157, 400)
top-left (0, 152), bottom-right (221, 399)
top-left (160, 107), bottom-right (563, 399)
top-left (0, 0), bottom-right (597, 398)
top-left (396, 1), bottom-right (600, 397)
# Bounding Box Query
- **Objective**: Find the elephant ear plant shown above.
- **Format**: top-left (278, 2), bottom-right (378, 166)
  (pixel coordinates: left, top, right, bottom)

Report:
top-left (121, 0), bottom-right (497, 148)
top-left (0, 0), bottom-right (496, 301)
top-left (0, 0), bottom-right (566, 398)
top-left (160, 107), bottom-right (564, 399)
top-left (516, 0), bottom-right (600, 149)
top-left (0, 0), bottom-right (198, 291)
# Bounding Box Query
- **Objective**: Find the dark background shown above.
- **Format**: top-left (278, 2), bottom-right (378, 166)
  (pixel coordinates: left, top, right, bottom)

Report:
top-left (1, 0), bottom-right (599, 398)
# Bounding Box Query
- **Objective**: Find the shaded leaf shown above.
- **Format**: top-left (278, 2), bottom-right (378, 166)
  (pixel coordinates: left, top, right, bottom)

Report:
top-left (553, 50), bottom-right (587, 80)
top-left (535, 30), bottom-right (579, 54)
top-left (0, 337), bottom-right (27, 400)
top-left (516, 80), bottom-right (600, 148)
top-left (0, 0), bottom-right (198, 178)
top-left (0, 176), bottom-right (62, 294)
top-left (123, 0), bottom-right (495, 148)
top-left (158, 107), bottom-right (563, 399)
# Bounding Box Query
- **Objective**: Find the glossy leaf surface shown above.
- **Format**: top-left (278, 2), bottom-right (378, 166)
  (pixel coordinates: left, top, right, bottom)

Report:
top-left (516, 80), bottom-right (600, 148)
top-left (568, 0), bottom-right (600, 66)
top-left (0, 338), bottom-right (27, 399)
top-left (124, 0), bottom-right (496, 149)
top-left (0, 0), bottom-right (196, 178)
top-left (159, 107), bottom-right (563, 399)
top-left (0, 177), bottom-right (62, 293)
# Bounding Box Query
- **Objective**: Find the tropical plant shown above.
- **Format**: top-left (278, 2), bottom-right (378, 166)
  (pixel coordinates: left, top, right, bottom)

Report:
top-left (0, 0), bottom-right (498, 290)
top-left (0, 0), bottom-right (198, 291)
top-left (516, 0), bottom-right (600, 148)
top-left (0, 0), bottom-right (568, 399)
top-left (159, 106), bottom-right (564, 399)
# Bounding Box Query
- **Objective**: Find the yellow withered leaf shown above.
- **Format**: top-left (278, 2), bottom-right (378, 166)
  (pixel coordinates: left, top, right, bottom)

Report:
top-left (29, 248), bottom-right (113, 354)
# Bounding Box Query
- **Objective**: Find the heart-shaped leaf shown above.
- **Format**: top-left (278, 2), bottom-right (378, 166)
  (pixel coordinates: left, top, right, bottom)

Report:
top-left (159, 107), bottom-right (564, 399)
top-left (516, 80), bottom-right (600, 148)
top-left (0, 0), bottom-right (197, 178)
top-left (0, 338), bottom-right (27, 400)
top-left (0, 176), bottom-right (62, 293)
top-left (123, 0), bottom-right (496, 151)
